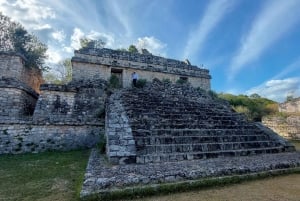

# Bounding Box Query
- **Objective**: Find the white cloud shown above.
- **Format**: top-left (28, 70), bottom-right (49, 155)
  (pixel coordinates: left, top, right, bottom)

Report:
top-left (183, 0), bottom-right (234, 60)
top-left (86, 31), bottom-right (115, 48)
top-left (51, 30), bottom-right (66, 42)
top-left (246, 78), bottom-right (300, 102)
top-left (229, 0), bottom-right (300, 80)
top-left (69, 28), bottom-right (116, 50)
top-left (135, 36), bottom-right (167, 56)
top-left (70, 28), bottom-right (85, 50)
top-left (63, 46), bottom-right (73, 54)
top-left (0, 0), bottom-right (55, 30)
top-left (46, 48), bottom-right (63, 64)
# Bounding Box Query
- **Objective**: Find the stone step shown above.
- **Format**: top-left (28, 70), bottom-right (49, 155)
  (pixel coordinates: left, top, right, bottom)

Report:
top-left (134, 135), bottom-right (271, 146)
top-left (136, 141), bottom-right (280, 155)
top-left (131, 124), bottom-right (255, 130)
top-left (132, 128), bottom-right (264, 137)
top-left (136, 146), bottom-right (286, 164)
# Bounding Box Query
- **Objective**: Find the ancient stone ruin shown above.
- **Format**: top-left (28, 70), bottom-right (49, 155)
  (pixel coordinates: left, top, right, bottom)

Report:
top-left (263, 98), bottom-right (300, 140)
top-left (0, 52), bottom-right (105, 154)
top-left (72, 47), bottom-right (211, 89)
top-left (105, 79), bottom-right (295, 165)
top-left (1, 48), bottom-right (300, 200)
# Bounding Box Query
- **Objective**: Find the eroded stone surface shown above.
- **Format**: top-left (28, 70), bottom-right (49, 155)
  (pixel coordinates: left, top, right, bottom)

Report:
top-left (80, 149), bottom-right (300, 198)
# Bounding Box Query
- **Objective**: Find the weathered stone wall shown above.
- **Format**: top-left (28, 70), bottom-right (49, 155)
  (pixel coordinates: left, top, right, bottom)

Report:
top-left (105, 92), bottom-right (136, 164)
top-left (279, 98), bottom-right (300, 113)
top-left (0, 78), bottom-right (39, 120)
top-left (0, 52), bottom-right (43, 93)
top-left (33, 79), bottom-right (107, 123)
top-left (262, 116), bottom-right (300, 140)
top-left (0, 121), bottom-right (103, 154)
top-left (0, 79), bottom-right (106, 154)
top-left (0, 52), bottom-right (108, 155)
top-left (0, 52), bottom-right (25, 80)
top-left (71, 48), bottom-right (211, 90)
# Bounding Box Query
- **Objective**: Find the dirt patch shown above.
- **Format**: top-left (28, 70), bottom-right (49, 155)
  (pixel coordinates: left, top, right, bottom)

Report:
top-left (137, 174), bottom-right (300, 201)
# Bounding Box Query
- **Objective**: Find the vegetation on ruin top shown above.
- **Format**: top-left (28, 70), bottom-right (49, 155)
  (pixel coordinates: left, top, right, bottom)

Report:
top-left (0, 12), bottom-right (48, 71)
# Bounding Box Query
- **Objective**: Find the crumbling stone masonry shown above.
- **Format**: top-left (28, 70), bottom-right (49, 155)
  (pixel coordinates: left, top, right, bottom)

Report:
top-left (262, 98), bottom-right (300, 140)
top-left (105, 79), bottom-right (295, 164)
top-left (71, 48), bottom-right (211, 90)
top-left (0, 52), bottom-right (106, 154)
top-left (263, 116), bottom-right (300, 140)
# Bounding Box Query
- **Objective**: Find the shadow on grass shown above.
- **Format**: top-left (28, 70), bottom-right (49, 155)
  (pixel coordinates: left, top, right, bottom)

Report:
top-left (0, 149), bottom-right (90, 201)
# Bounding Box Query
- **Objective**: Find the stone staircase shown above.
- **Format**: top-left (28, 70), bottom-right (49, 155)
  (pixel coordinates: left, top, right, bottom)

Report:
top-left (109, 79), bottom-right (295, 164)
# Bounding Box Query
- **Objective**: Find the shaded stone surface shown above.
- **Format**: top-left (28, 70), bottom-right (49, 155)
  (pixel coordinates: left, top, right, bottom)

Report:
top-left (106, 80), bottom-right (295, 164)
top-left (80, 149), bottom-right (300, 198)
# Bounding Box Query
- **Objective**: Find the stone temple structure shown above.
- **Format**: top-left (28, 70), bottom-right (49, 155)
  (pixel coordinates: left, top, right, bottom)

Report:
top-left (263, 98), bottom-right (300, 140)
top-left (71, 47), bottom-right (211, 89)
top-left (0, 48), bottom-right (300, 200)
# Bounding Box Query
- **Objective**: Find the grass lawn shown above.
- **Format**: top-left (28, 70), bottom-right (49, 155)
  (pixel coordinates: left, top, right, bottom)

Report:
top-left (0, 149), bottom-right (90, 201)
top-left (0, 141), bottom-right (299, 201)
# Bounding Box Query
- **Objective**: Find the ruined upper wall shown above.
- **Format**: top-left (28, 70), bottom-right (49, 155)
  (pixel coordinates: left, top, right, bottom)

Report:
top-left (279, 98), bottom-right (300, 113)
top-left (71, 48), bottom-right (211, 90)
top-left (0, 52), bottom-right (43, 93)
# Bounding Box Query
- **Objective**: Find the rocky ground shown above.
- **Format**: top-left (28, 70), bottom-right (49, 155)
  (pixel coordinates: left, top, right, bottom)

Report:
top-left (80, 149), bottom-right (300, 199)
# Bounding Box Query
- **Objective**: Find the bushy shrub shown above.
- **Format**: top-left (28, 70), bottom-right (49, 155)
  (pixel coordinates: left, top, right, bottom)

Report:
top-left (162, 78), bottom-right (171, 83)
top-left (109, 74), bottom-right (121, 88)
top-left (176, 78), bottom-right (188, 84)
top-left (97, 134), bottom-right (106, 154)
top-left (136, 79), bottom-right (147, 88)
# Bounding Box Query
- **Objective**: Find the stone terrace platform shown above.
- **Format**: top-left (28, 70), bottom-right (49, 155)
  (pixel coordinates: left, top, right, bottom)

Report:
top-left (80, 149), bottom-right (300, 200)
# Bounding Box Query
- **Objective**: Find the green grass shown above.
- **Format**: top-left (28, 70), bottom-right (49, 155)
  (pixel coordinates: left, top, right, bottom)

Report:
top-left (0, 140), bottom-right (299, 201)
top-left (0, 149), bottom-right (90, 201)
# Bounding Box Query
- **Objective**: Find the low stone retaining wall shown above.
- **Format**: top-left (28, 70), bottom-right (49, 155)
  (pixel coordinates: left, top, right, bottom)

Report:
top-left (80, 149), bottom-right (300, 200)
top-left (263, 115), bottom-right (300, 140)
top-left (0, 121), bottom-right (104, 154)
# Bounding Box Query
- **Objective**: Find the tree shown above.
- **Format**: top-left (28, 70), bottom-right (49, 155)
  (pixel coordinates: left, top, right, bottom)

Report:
top-left (128, 45), bottom-right (138, 53)
top-left (0, 12), bottom-right (48, 71)
top-left (218, 93), bottom-right (277, 122)
top-left (79, 38), bottom-right (105, 49)
top-left (44, 58), bottom-right (72, 84)
top-left (286, 95), bottom-right (294, 102)
top-left (250, 93), bottom-right (261, 99)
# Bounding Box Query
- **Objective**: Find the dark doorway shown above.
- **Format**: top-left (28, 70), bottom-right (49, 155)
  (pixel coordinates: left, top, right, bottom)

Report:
top-left (111, 68), bottom-right (123, 88)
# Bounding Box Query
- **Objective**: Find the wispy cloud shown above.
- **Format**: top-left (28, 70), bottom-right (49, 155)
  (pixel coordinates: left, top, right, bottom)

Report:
top-left (246, 57), bottom-right (300, 102)
top-left (271, 57), bottom-right (300, 80)
top-left (51, 30), bottom-right (66, 43)
top-left (105, 0), bottom-right (133, 38)
top-left (229, 0), bottom-right (300, 80)
top-left (135, 36), bottom-right (166, 56)
top-left (183, 0), bottom-right (234, 61)
top-left (246, 77), bottom-right (300, 102)
top-left (69, 27), bottom-right (116, 50)
top-left (0, 0), bottom-right (55, 30)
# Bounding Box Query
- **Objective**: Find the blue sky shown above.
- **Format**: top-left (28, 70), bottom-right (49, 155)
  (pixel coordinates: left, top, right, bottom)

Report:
top-left (1, 0), bottom-right (300, 102)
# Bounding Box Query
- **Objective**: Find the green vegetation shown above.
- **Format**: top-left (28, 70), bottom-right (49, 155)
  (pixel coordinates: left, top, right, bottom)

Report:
top-left (136, 79), bottom-right (147, 88)
top-left (218, 93), bottom-right (278, 121)
top-left (97, 134), bottom-right (106, 154)
top-left (0, 12), bottom-right (48, 71)
top-left (0, 141), bottom-right (299, 201)
top-left (176, 78), bottom-right (188, 84)
top-left (162, 78), bottom-right (171, 83)
top-left (0, 150), bottom-right (90, 201)
top-left (44, 58), bottom-right (72, 84)
top-left (79, 38), bottom-right (105, 49)
top-left (108, 74), bottom-right (122, 89)
top-left (128, 45), bottom-right (139, 53)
